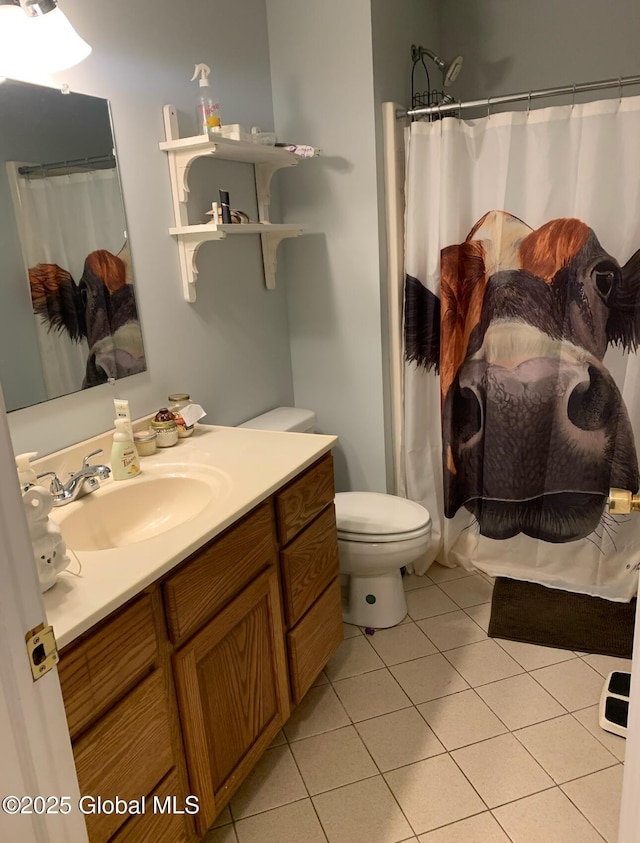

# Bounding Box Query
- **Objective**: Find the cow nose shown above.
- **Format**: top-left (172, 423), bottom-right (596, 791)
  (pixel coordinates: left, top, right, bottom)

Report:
top-left (567, 364), bottom-right (616, 431)
top-left (452, 381), bottom-right (483, 442)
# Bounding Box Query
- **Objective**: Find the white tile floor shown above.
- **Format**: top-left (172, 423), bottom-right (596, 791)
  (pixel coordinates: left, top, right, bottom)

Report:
top-left (203, 565), bottom-right (629, 843)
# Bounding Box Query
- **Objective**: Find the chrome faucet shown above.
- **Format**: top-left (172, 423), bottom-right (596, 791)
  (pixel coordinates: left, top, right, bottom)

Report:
top-left (38, 449), bottom-right (111, 507)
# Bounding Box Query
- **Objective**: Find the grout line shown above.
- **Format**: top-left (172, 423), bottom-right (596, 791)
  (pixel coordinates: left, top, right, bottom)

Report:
top-left (558, 759), bottom-right (624, 786)
top-left (569, 707), bottom-right (626, 760)
top-left (559, 782), bottom-right (612, 842)
top-left (489, 806), bottom-right (518, 842)
top-left (416, 807), bottom-right (506, 840)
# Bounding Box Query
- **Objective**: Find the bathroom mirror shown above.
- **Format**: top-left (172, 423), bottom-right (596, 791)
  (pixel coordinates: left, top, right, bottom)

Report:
top-left (0, 78), bottom-right (146, 412)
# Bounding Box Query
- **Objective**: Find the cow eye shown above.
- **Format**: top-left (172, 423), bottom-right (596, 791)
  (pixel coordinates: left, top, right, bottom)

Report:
top-left (592, 260), bottom-right (620, 300)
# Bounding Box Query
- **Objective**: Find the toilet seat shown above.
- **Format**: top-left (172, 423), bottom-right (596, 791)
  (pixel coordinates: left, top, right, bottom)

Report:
top-left (335, 492), bottom-right (431, 544)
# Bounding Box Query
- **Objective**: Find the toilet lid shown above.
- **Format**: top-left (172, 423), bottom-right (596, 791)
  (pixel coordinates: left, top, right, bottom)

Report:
top-left (334, 492), bottom-right (431, 541)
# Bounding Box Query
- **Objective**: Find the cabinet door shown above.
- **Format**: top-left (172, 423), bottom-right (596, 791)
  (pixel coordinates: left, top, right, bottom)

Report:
top-left (173, 566), bottom-right (290, 835)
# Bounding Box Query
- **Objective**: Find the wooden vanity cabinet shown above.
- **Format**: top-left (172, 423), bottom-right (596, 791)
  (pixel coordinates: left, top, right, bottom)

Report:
top-left (57, 452), bottom-right (342, 842)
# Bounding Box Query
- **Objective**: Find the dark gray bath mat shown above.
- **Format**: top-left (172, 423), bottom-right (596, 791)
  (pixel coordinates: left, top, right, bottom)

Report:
top-left (488, 577), bottom-right (635, 658)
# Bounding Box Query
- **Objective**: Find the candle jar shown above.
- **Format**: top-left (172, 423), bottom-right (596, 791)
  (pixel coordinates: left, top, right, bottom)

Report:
top-left (133, 429), bottom-right (158, 456)
top-left (151, 408), bottom-right (178, 447)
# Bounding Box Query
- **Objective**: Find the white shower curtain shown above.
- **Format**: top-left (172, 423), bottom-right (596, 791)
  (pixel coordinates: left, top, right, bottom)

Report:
top-left (402, 95), bottom-right (640, 601)
top-left (10, 167), bottom-right (127, 398)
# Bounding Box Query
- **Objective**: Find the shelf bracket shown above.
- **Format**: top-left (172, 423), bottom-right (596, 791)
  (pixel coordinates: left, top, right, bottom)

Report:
top-left (175, 231), bottom-right (227, 302)
top-left (255, 161), bottom-right (297, 223)
top-left (261, 229), bottom-right (303, 291)
top-left (176, 150), bottom-right (216, 205)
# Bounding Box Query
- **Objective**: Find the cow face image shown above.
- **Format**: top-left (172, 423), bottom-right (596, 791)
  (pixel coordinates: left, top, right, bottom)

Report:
top-left (406, 211), bottom-right (640, 543)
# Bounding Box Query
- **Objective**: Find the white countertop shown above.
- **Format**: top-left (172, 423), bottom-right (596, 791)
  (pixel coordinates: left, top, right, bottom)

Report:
top-left (41, 423), bottom-right (337, 649)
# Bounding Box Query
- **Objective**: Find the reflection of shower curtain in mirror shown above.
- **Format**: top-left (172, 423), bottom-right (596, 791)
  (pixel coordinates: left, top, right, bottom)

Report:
top-left (402, 97), bottom-right (640, 601)
top-left (10, 168), bottom-right (126, 398)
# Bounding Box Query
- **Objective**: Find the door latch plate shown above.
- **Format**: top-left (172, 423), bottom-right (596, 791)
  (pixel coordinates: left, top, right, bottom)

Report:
top-left (26, 624), bottom-right (59, 681)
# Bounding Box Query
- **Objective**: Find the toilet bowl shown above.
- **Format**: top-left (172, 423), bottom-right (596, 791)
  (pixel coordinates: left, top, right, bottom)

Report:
top-left (239, 407), bottom-right (433, 629)
top-left (335, 491), bottom-right (431, 628)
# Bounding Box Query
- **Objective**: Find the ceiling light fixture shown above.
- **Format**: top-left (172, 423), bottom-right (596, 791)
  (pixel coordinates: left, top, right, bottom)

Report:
top-left (0, 0), bottom-right (91, 78)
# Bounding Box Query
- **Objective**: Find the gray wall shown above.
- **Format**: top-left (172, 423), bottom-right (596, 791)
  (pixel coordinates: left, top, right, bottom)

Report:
top-left (266, 0), bottom-right (386, 493)
top-left (371, 0), bottom-right (441, 107)
top-left (265, 0), bottom-right (441, 494)
top-left (440, 0), bottom-right (640, 103)
top-left (8, 0), bottom-right (294, 457)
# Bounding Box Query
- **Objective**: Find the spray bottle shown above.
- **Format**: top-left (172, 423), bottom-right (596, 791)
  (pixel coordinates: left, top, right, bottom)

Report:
top-left (191, 63), bottom-right (221, 136)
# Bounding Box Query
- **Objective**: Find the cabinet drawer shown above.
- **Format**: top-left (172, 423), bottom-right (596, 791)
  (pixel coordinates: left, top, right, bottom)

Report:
top-left (164, 502), bottom-right (277, 644)
top-left (59, 594), bottom-right (158, 740)
top-left (281, 505), bottom-right (340, 626)
top-left (276, 453), bottom-right (335, 545)
top-left (73, 669), bottom-right (175, 843)
top-left (287, 577), bottom-right (343, 703)
top-left (110, 769), bottom-right (192, 843)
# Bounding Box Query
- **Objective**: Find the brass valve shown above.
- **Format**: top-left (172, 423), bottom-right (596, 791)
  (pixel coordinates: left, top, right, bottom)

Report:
top-left (608, 488), bottom-right (640, 515)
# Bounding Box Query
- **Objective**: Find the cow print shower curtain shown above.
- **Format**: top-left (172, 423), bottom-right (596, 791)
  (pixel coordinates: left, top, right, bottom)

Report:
top-left (402, 96), bottom-right (640, 600)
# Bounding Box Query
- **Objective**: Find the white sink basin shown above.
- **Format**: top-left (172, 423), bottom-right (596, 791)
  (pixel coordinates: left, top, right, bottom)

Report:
top-left (52, 464), bottom-right (230, 551)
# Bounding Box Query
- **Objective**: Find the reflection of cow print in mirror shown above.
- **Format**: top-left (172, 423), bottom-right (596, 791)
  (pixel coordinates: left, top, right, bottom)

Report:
top-left (405, 211), bottom-right (640, 543)
top-left (28, 242), bottom-right (146, 388)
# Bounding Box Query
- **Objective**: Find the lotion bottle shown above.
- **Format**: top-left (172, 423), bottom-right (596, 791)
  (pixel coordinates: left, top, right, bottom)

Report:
top-left (111, 419), bottom-right (141, 481)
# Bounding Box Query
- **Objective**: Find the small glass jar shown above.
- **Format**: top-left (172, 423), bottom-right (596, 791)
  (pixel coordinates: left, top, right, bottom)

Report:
top-left (168, 392), bottom-right (195, 438)
top-left (133, 429), bottom-right (157, 456)
top-left (168, 393), bottom-right (190, 409)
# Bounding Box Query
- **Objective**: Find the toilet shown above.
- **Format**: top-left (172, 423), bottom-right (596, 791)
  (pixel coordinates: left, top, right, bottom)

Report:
top-left (239, 408), bottom-right (432, 628)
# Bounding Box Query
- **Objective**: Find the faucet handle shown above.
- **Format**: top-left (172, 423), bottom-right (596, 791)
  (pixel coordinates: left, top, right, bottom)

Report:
top-left (36, 471), bottom-right (64, 495)
top-left (81, 449), bottom-right (103, 469)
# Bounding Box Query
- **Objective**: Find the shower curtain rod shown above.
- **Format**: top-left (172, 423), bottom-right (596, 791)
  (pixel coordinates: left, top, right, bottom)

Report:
top-left (396, 73), bottom-right (640, 119)
top-left (18, 154), bottom-right (116, 177)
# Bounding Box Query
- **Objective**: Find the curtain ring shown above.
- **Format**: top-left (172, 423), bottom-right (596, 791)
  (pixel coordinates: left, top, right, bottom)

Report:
top-left (619, 76), bottom-right (623, 102)
top-left (457, 101), bottom-right (462, 123)
top-left (527, 91), bottom-right (532, 115)
top-left (572, 83), bottom-right (576, 108)
top-left (487, 96), bottom-right (492, 118)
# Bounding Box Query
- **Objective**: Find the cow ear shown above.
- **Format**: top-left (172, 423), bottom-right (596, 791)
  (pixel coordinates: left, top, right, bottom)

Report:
top-left (404, 275), bottom-right (441, 372)
top-left (28, 263), bottom-right (85, 342)
top-left (608, 248), bottom-right (640, 352)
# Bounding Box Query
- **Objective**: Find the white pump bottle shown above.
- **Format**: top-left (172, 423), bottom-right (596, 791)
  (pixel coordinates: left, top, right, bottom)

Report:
top-left (111, 419), bottom-right (141, 481)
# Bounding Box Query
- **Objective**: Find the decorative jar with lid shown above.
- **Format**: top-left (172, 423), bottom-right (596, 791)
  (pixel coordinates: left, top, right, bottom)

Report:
top-left (150, 409), bottom-right (178, 448)
top-left (168, 393), bottom-right (195, 438)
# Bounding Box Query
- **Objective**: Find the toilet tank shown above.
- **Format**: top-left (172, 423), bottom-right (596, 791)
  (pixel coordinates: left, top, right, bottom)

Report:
top-left (238, 407), bottom-right (317, 433)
